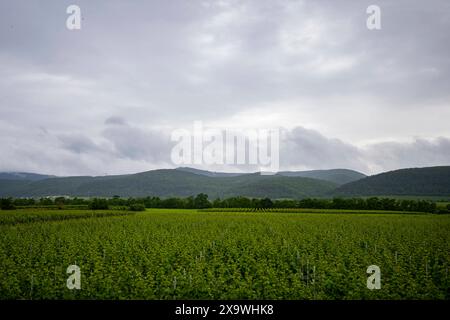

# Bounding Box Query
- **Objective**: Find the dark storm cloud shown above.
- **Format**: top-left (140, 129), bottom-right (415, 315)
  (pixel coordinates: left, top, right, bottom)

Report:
top-left (0, 0), bottom-right (449, 175)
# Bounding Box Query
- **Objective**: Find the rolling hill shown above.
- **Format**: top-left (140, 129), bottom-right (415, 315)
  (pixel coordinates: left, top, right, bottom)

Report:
top-left (1, 166), bottom-right (448, 199)
top-left (0, 172), bottom-right (55, 181)
top-left (0, 169), bottom-right (337, 199)
top-left (277, 169), bottom-right (366, 185)
top-left (175, 167), bottom-right (245, 177)
top-left (333, 166), bottom-right (450, 197)
top-left (177, 167), bottom-right (366, 185)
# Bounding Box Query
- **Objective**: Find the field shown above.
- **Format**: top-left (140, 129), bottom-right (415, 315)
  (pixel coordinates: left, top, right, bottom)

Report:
top-left (0, 209), bottom-right (449, 299)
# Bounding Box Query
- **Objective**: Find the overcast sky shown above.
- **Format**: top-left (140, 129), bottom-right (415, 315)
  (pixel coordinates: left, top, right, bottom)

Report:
top-left (0, 0), bottom-right (449, 176)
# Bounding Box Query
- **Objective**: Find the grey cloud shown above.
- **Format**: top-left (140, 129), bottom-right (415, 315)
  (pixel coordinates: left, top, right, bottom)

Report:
top-left (364, 137), bottom-right (450, 173)
top-left (280, 127), bottom-right (369, 173)
top-left (0, 120), bottom-right (449, 176)
top-left (105, 116), bottom-right (127, 126)
top-left (0, 0), bottom-right (449, 175)
top-left (1, 0), bottom-right (449, 117)
top-left (280, 128), bottom-right (450, 175)
top-left (0, 121), bottom-right (175, 176)
top-left (57, 133), bottom-right (101, 154)
top-left (102, 122), bottom-right (172, 163)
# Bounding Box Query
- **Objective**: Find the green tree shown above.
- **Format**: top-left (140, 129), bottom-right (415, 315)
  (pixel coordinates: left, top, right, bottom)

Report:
top-left (260, 197), bottom-right (273, 208)
top-left (212, 198), bottom-right (223, 208)
top-left (0, 198), bottom-right (15, 210)
top-left (185, 196), bottom-right (195, 209)
top-left (194, 193), bottom-right (211, 209)
top-left (88, 198), bottom-right (109, 210)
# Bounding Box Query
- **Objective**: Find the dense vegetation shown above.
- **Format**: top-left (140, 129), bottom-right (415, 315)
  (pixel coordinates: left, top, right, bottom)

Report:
top-left (0, 169), bottom-right (337, 198)
top-left (0, 210), bottom-right (134, 226)
top-left (0, 209), bottom-right (449, 299)
top-left (277, 169), bottom-right (366, 185)
top-left (0, 172), bottom-right (54, 181)
top-left (179, 167), bottom-right (366, 185)
top-left (1, 195), bottom-right (445, 213)
top-left (1, 166), bottom-right (449, 199)
top-left (334, 166), bottom-right (450, 197)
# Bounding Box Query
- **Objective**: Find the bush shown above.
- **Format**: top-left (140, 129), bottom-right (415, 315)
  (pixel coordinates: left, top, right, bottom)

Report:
top-left (194, 193), bottom-right (211, 209)
top-left (0, 198), bottom-right (16, 210)
top-left (88, 198), bottom-right (109, 210)
top-left (260, 197), bottom-right (274, 208)
top-left (128, 203), bottom-right (146, 211)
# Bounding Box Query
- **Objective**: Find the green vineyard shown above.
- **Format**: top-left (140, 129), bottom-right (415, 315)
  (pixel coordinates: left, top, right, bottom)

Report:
top-left (0, 209), bottom-right (449, 299)
top-left (199, 208), bottom-right (426, 214)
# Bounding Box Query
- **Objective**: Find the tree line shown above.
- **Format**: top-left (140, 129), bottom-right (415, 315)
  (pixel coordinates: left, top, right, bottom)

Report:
top-left (1, 195), bottom-right (448, 213)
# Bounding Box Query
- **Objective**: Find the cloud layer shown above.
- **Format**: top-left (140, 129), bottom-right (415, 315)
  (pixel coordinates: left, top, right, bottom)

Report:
top-left (0, 0), bottom-right (449, 175)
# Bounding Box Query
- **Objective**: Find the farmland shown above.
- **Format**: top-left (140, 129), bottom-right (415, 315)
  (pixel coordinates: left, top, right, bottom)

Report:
top-left (0, 209), bottom-right (449, 299)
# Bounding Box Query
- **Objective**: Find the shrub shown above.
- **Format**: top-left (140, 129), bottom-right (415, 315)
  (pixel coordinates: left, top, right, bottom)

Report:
top-left (0, 198), bottom-right (16, 210)
top-left (194, 193), bottom-right (211, 209)
top-left (88, 198), bottom-right (109, 210)
top-left (260, 197), bottom-right (274, 208)
top-left (128, 203), bottom-right (146, 211)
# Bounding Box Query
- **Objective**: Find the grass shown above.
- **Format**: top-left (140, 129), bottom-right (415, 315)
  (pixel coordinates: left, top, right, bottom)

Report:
top-left (437, 202), bottom-right (450, 209)
top-left (0, 208), bottom-right (449, 299)
top-left (199, 208), bottom-right (428, 214)
top-left (0, 209), bottom-right (134, 225)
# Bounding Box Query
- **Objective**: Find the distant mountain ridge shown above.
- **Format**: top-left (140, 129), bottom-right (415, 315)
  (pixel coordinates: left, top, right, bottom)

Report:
top-left (1, 166), bottom-right (448, 199)
top-left (175, 167), bottom-right (245, 178)
top-left (0, 169), bottom-right (337, 199)
top-left (277, 169), bottom-right (366, 185)
top-left (0, 172), bottom-right (55, 181)
top-left (176, 167), bottom-right (366, 186)
top-left (333, 166), bottom-right (450, 197)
